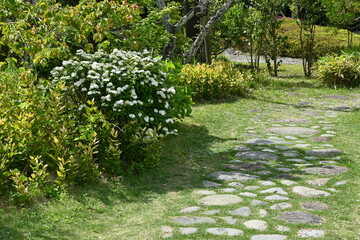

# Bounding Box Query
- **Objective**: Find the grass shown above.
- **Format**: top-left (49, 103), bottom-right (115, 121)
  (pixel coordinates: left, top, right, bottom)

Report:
top-left (1, 64), bottom-right (360, 239)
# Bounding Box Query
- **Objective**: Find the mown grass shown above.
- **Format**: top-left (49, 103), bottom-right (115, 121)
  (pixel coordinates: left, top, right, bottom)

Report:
top-left (1, 64), bottom-right (360, 239)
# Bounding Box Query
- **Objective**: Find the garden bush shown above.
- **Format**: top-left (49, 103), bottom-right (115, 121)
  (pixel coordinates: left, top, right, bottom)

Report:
top-left (180, 61), bottom-right (264, 101)
top-left (317, 52), bottom-right (360, 88)
top-left (51, 49), bottom-right (192, 171)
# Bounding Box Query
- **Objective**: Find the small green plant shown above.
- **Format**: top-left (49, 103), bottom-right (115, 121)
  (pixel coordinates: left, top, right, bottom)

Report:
top-left (317, 52), bottom-right (360, 88)
top-left (180, 61), bottom-right (259, 101)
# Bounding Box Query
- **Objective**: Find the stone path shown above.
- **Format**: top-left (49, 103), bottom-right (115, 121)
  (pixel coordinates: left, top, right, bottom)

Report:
top-left (163, 94), bottom-right (360, 239)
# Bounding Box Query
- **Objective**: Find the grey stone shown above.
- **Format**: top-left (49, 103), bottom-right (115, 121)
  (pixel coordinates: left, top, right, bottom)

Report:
top-left (229, 206), bottom-right (251, 216)
top-left (251, 234), bottom-right (287, 240)
top-left (275, 146), bottom-right (293, 150)
top-left (256, 160), bottom-right (272, 165)
top-left (259, 209), bottom-right (268, 217)
top-left (200, 195), bottom-right (243, 206)
top-left (265, 195), bottom-right (290, 201)
top-left (236, 151), bottom-right (280, 160)
top-left (294, 144), bottom-right (311, 148)
top-left (260, 180), bottom-right (276, 186)
top-left (276, 226), bottom-right (290, 232)
top-left (283, 151), bottom-right (299, 157)
top-left (286, 158), bottom-right (308, 163)
top-left (312, 136), bottom-right (331, 142)
top-left (209, 171), bottom-right (259, 181)
top-left (266, 127), bottom-right (319, 135)
top-left (306, 178), bottom-right (329, 186)
top-left (279, 211), bottom-right (323, 224)
top-left (270, 202), bottom-right (293, 210)
top-left (244, 220), bottom-right (268, 230)
top-left (304, 156), bottom-right (318, 160)
top-left (245, 186), bottom-right (260, 190)
top-left (305, 148), bottom-right (343, 156)
top-left (229, 160), bottom-right (243, 163)
top-left (334, 180), bottom-right (347, 186)
top-left (275, 174), bottom-right (296, 179)
top-left (246, 139), bottom-right (290, 145)
top-left (173, 216), bottom-right (216, 225)
top-left (292, 186), bottom-right (330, 197)
top-left (223, 163), bottom-right (265, 171)
top-left (303, 111), bottom-right (319, 116)
top-left (220, 216), bottom-right (237, 224)
top-left (280, 180), bottom-right (297, 186)
top-left (252, 200), bottom-right (269, 206)
top-left (194, 190), bottom-right (216, 195)
top-left (206, 228), bottom-right (243, 236)
top-left (322, 94), bottom-right (351, 100)
top-left (294, 163), bottom-right (313, 167)
top-left (228, 182), bottom-right (244, 187)
top-left (180, 227), bottom-right (198, 235)
top-left (275, 118), bottom-right (310, 123)
top-left (240, 192), bottom-right (258, 197)
top-left (235, 145), bottom-right (251, 151)
top-left (328, 105), bottom-right (354, 111)
top-left (276, 168), bottom-right (293, 172)
top-left (261, 187), bottom-right (288, 195)
top-left (180, 206), bottom-right (201, 213)
top-left (162, 226), bottom-right (173, 238)
top-left (204, 210), bottom-right (220, 215)
top-left (301, 202), bottom-right (330, 210)
top-left (285, 136), bottom-right (298, 140)
top-left (327, 188), bottom-right (337, 192)
top-left (203, 181), bottom-right (221, 188)
top-left (257, 170), bottom-right (272, 175)
top-left (303, 165), bottom-right (348, 176)
top-left (222, 188), bottom-right (237, 193)
top-left (298, 229), bottom-right (325, 238)
top-left (318, 161), bottom-right (337, 164)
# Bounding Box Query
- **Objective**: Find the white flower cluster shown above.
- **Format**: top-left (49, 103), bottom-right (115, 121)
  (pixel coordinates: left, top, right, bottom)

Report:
top-left (51, 49), bottom-right (180, 137)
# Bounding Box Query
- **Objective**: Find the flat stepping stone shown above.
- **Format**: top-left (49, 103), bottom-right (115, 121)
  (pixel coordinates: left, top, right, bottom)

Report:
top-left (180, 206), bottom-right (201, 213)
top-left (223, 163), bottom-right (265, 171)
top-left (180, 227), bottom-right (198, 235)
top-left (259, 209), bottom-right (268, 218)
top-left (312, 136), bottom-right (332, 142)
top-left (279, 211), bottom-right (323, 224)
top-left (204, 210), bottom-right (220, 215)
top-left (200, 195), bottom-right (243, 206)
top-left (306, 178), bottom-right (329, 186)
top-left (162, 226), bottom-right (173, 238)
top-left (322, 94), bottom-right (351, 100)
top-left (275, 118), bottom-right (310, 123)
top-left (244, 220), bottom-right (268, 230)
top-left (222, 188), bottom-right (237, 193)
top-left (257, 170), bottom-right (272, 175)
top-left (252, 200), bottom-right (269, 206)
top-left (234, 145), bottom-right (251, 151)
top-left (301, 202), bottom-right (330, 210)
top-left (251, 234), bottom-right (287, 240)
top-left (292, 186), bottom-right (331, 197)
top-left (246, 138), bottom-right (289, 145)
top-left (228, 182), bottom-right (244, 187)
top-left (240, 192), bottom-right (258, 197)
top-left (236, 151), bottom-right (279, 160)
top-left (245, 186), bottom-right (261, 190)
top-left (260, 180), bottom-right (276, 186)
top-left (195, 190), bottom-right (216, 195)
top-left (305, 148), bottom-right (343, 156)
top-left (277, 225), bottom-right (290, 232)
top-left (329, 105), bottom-right (354, 111)
top-left (275, 174), bottom-right (297, 179)
top-left (220, 216), bottom-right (237, 224)
top-left (260, 187), bottom-right (288, 195)
top-left (203, 181), bottom-right (221, 188)
top-left (265, 195), bottom-right (290, 201)
top-left (276, 168), bottom-right (293, 172)
top-left (173, 216), bottom-right (216, 225)
top-left (209, 171), bottom-right (259, 181)
top-left (206, 228), bottom-right (243, 236)
top-left (270, 202), bottom-right (293, 209)
top-left (298, 229), bottom-right (325, 238)
top-left (229, 206), bottom-right (251, 216)
top-left (334, 180), bottom-right (347, 186)
top-left (283, 151), bottom-right (300, 157)
top-left (303, 165), bottom-right (348, 176)
top-left (275, 146), bottom-right (293, 150)
top-left (266, 127), bottom-right (319, 135)
top-left (280, 180), bottom-right (297, 186)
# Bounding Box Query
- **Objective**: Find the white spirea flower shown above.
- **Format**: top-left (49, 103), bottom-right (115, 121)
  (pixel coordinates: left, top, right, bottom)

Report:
top-left (129, 114), bottom-right (136, 119)
top-left (159, 110), bottom-right (166, 116)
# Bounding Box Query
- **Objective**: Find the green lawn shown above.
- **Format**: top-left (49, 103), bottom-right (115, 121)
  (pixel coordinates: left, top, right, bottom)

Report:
top-left (1, 64), bottom-right (360, 239)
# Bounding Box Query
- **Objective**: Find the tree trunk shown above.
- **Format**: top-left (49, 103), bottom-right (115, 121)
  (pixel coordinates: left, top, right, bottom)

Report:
top-left (184, 0), bottom-right (235, 63)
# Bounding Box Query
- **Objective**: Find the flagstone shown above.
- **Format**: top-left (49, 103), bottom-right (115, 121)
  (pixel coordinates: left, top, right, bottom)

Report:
top-left (173, 216), bottom-right (216, 225)
top-left (200, 195), bottom-right (243, 206)
top-left (206, 228), bottom-right (243, 236)
top-left (209, 171), bottom-right (259, 181)
top-left (292, 186), bottom-right (331, 197)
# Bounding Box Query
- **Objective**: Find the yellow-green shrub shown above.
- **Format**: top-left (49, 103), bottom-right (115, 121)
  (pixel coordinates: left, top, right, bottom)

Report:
top-left (317, 52), bottom-right (360, 88)
top-left (180, 61), bottom-right (255, 100)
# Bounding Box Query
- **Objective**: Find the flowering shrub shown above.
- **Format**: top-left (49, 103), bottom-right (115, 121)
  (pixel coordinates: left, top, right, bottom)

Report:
top-left (317, 52), bottom-right (360, 88)
top-left (51, 49), bottom-right (192, 170)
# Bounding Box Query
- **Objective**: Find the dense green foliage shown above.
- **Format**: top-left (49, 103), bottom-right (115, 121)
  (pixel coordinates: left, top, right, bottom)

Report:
top-left (180, 61), bottom-right (266, 100)
top-left (317, 51), bottom-right (360, 88)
